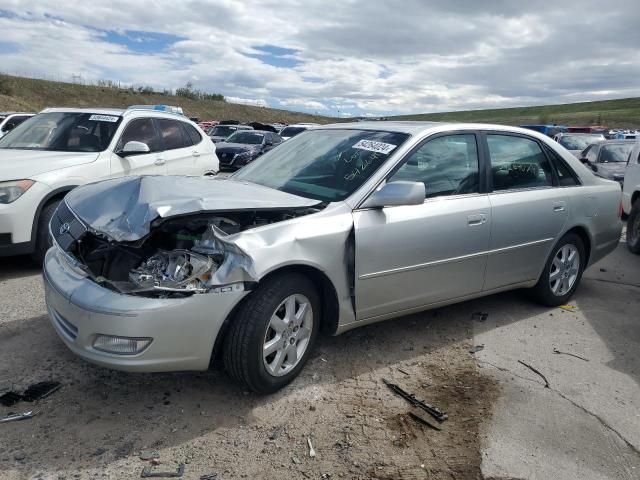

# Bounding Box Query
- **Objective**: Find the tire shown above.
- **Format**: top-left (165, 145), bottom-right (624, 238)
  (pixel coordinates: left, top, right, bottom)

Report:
top-left (223, 273), bottom-right (320, 393)
top-left (627, 200), bottom-right (640, 254)
top-left (31, 200), bottom-right (61, 264)
top-left (530, 233), bottom-right (586, 307)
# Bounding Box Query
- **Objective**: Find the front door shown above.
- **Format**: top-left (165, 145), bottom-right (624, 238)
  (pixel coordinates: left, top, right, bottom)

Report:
top-left (354, 133), bottom-right (491, 320)
top-left (110, 118), bottom-right (166, 177)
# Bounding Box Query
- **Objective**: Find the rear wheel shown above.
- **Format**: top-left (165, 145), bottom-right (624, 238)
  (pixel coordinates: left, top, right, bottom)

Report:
top-left (530, 233), bottom-right (585, 306)
top-left (223, 273), bottom-right (320, 393)
top-left (31, 200), bottom-right (60, 264)
top-left (627, 200), bottom-right (640, 254)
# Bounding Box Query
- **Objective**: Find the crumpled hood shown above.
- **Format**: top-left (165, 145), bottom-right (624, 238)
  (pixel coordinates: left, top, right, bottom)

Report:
top-left (0, 149), bottom-right (99, 179)
top-left (65, 175), bottom-right (321, 242)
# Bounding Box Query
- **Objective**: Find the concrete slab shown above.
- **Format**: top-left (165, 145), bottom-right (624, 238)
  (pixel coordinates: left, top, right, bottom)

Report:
top-left (477, 244), bottom-right (640, 480)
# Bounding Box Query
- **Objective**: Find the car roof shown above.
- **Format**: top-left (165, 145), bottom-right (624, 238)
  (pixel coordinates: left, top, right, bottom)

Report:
top-left (39, 107), bottom-right (190, 121)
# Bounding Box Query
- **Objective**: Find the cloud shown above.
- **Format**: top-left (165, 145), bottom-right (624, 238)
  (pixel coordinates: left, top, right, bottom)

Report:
top-left (0, 1), bottom-right (639, 116)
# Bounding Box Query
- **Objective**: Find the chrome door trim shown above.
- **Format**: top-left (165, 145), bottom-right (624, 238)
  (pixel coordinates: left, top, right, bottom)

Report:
top-left (359, 237), bottom-right (554, 280)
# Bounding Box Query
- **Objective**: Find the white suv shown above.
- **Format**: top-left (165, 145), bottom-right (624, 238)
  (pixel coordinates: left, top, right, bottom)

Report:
top-left (623, 142), bottom-right (640, 253)
top-left (0, 106), bottom-right (219, 261)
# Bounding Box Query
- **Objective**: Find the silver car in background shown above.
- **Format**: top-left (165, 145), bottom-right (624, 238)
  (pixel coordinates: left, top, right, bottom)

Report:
top-left (43, 122), bottom-right (622, 393)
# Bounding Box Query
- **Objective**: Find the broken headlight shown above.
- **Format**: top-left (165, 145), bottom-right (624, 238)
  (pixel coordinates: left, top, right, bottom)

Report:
top-left (129, 250), bottom-right (214, 292)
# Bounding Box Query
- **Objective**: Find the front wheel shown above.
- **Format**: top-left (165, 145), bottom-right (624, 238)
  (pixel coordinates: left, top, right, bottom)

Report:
top-left (31, 200), bottom-right (60, 264)
top-left (627, 200), bottom-right (640, 254)
top-left (223, 273), bottom-right (320, 393)
top-left (530, 233), bottom-right (585, 306)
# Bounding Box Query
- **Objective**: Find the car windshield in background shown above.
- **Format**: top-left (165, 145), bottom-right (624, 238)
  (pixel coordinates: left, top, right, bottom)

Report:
top-left (558, 135), bottom-right (600, 151)
top-left (0, 112), bottom-right (122, 152)
top-left (599, 143), bottom-right (634, 163)
top-left (280, 126), bottom-right (306, 137)
top-left (227, 132), bottom-right (264, 144)
top-left (209, 126), bottom-right (237, 137)
top-left (233, 129), bottom-right (409, 202)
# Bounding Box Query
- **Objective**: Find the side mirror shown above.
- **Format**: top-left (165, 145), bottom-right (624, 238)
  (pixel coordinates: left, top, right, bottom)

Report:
top-left (265, 140), bottom-right (274, 146)
top-left (361, 181), bottom-right (425, 209)
top-left (117, 141), bottom-right (150, 156)
top-left (591, 164), bottom-right (598, 172)
top-left (3, 122), bottom-right (16, 132)
top-left (579, 157), bottom-right (588, 164)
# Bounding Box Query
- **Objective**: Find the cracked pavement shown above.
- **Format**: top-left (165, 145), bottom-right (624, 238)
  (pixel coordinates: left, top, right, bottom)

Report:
top-left (475, 242), bottom-right (640, 480)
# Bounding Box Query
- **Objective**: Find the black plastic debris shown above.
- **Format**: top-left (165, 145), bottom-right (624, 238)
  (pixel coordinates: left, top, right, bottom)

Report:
top-left (469, 345), bottom-right (485, 354)
top-left (0, 381), bottom-right (61, 406)
top-left (141, 463), bottom-right (185, 478)
top-left (0, 391), bottom-right (23, 407)
top-left (21, 382), bottom-right (61, 402)
top-left (382, 378), bottom-right (448, 422)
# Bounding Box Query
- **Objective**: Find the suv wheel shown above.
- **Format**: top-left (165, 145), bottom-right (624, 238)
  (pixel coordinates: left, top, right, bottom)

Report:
top-left (223, 273), bottom-right (320, 393)
top-left (31, 200), bottom-right (60, 264)
top-left (627, 200), bottom-right (640, 254)
top-left (531, 233), bottom-right (585, 306)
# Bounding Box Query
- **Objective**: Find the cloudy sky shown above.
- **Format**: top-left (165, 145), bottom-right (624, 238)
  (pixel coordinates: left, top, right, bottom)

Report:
top-left (0, 1), bottom-right (639, 117)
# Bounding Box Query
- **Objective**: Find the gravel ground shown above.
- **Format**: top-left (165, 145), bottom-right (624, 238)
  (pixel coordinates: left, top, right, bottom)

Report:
top-left (0, 256), bottom-right (497, 480)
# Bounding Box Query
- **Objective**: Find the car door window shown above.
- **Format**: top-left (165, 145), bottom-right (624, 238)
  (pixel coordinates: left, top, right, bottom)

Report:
top-left (156, 119), bottom-right (191, 150)
top-left (117, 118), bottom-right (160, 152)
top-left (487, 135), bottom-right (553, 191)
top-left (388, 134), bottom-right (479, 198)
top-left (544, 146), bottom-right (579, 186)
top-left (183, 123), bottom-right (202, 145)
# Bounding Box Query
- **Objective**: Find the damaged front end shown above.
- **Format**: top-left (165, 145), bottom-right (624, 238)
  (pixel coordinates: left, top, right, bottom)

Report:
top-left (51, 176), bottom-right (325, 298)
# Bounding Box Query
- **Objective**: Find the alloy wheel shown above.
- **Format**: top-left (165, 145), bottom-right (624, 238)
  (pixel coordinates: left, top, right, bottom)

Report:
top-left (262, 294), bottom-right (313, 377)
top-left (549, 244), bottom-right (580, 296)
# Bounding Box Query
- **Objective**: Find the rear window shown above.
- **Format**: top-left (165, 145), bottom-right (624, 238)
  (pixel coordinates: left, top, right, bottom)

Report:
top-left (156, 119), bottom-right (191, 150)
top-left (184, 123), bottom-right (202, 145)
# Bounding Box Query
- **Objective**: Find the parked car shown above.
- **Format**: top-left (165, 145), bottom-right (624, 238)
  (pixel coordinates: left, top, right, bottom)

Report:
top-left (0, 105), bottom-right (218, 261)
top-left (215, 130), bottom-right (282, 170)
top-left (207, 124), bottom-right (253, 143)
top-left (279, 123), bottom-right (319, 140)
top-left (622, 141), bottom-right (640, 253)
top-left (553, 133), bottom-right (606, 157)
top-left (0, 112), bottom-right (35, 138)
top-left (43, 122), bottom-right (622, 393)
top-left (578, 140), bottom-right (635, 185)
top-left (520, 124), bottom-right (567, 138)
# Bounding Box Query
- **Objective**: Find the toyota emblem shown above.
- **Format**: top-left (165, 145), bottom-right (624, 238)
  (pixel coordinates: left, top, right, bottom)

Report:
top-left (59, 222), bottom-right (71, 235)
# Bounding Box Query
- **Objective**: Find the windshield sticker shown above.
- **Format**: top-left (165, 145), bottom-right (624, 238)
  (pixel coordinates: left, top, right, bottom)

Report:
top-left (352, 139), bottom-right (397, 155)
top-left (89, 114), bottom-right (120, 123)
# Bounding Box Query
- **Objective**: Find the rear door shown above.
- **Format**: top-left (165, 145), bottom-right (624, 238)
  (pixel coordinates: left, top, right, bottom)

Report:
top-left (354, 132), bottom-right (491, 320)
top-left (482, 132), bottom-right (569, 290)
top-left (155, 118), bottom-right (197, 175)
top-left (110, 118), bottom-right (166, 176)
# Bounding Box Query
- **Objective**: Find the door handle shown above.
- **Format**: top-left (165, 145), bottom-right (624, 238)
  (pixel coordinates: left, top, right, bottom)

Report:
top-left (553, 202), bottom-right (565, 212)
top-left (154, 158), bottom-right (166, 166)
top-left (192, 150), bottom-right (200, 157)
top-left (467, 213), bottom-right (487, 226)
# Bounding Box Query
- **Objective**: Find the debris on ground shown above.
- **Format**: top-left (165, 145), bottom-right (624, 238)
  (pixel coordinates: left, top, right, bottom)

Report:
top-left (398, 368), bottom-right (411, 376)
top-left (0, 411), bottom-right (37, 423)
top-left (0, 381), bottom-right (61, 406)
top-left (407, 411), bottom-right (442, 431)
top-left (552, 348), bottom-right (589, 362)
top-left (307, 437), bottom-right (316, 458)
top-left (140, 450), bottom-right (161, 461)
top-left (140, 463), bottom-right (185, 478)
top-left (518, 360), bottom-right (550, 388)
top-left (268, 425), bottom-right (285, 440)
top-left (471, 312), bottom-right (488, 322)
top-left (382, 378), bottom-right (448, 422)
top-left (559, 304), bottom-right (577, 311)
top-left (199, 474), bottom-right (217, 480)
top-left (469, 345), bottom-right (484, 354)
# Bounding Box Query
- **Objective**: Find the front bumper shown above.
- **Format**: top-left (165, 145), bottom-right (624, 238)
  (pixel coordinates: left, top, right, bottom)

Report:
top-left (43, 247), bottom-right (247, 372)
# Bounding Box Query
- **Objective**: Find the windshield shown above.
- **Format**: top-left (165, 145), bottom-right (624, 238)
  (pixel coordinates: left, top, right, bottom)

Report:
top-left (226, 132), bottom-right (264, 144)
top-left (280, 126), bottom-right (306, 137)
top-left (233, 129), bottom-right (410, 202)
top-left (558, 135), bottom-right (601, 151)
top-left (599, 143), bottom-right (634, 163)
top-left (0, 112), bottom-right (122, 152)
top-left (209, 125), bottom-right (237, 137)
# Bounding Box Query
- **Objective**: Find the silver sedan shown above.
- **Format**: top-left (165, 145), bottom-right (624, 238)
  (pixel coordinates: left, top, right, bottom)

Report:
top-left (43, 122), bottom-right (622, 392)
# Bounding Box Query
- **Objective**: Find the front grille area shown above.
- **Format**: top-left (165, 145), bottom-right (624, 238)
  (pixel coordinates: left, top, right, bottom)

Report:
top-left (50, 201), bottom-right (87, 251)
top-left (49, 307), bottom-right (78, 341)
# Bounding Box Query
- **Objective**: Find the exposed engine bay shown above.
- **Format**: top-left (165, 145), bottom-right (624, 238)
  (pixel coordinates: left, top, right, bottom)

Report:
top-left (68, 208), bottom-right (323, 297)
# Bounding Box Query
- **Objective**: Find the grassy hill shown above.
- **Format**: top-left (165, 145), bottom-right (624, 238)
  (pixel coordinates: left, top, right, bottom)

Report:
top-left (0, 74), bottom-right (334, 124)
top-left (391, 97), bottom-right (640, 128)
